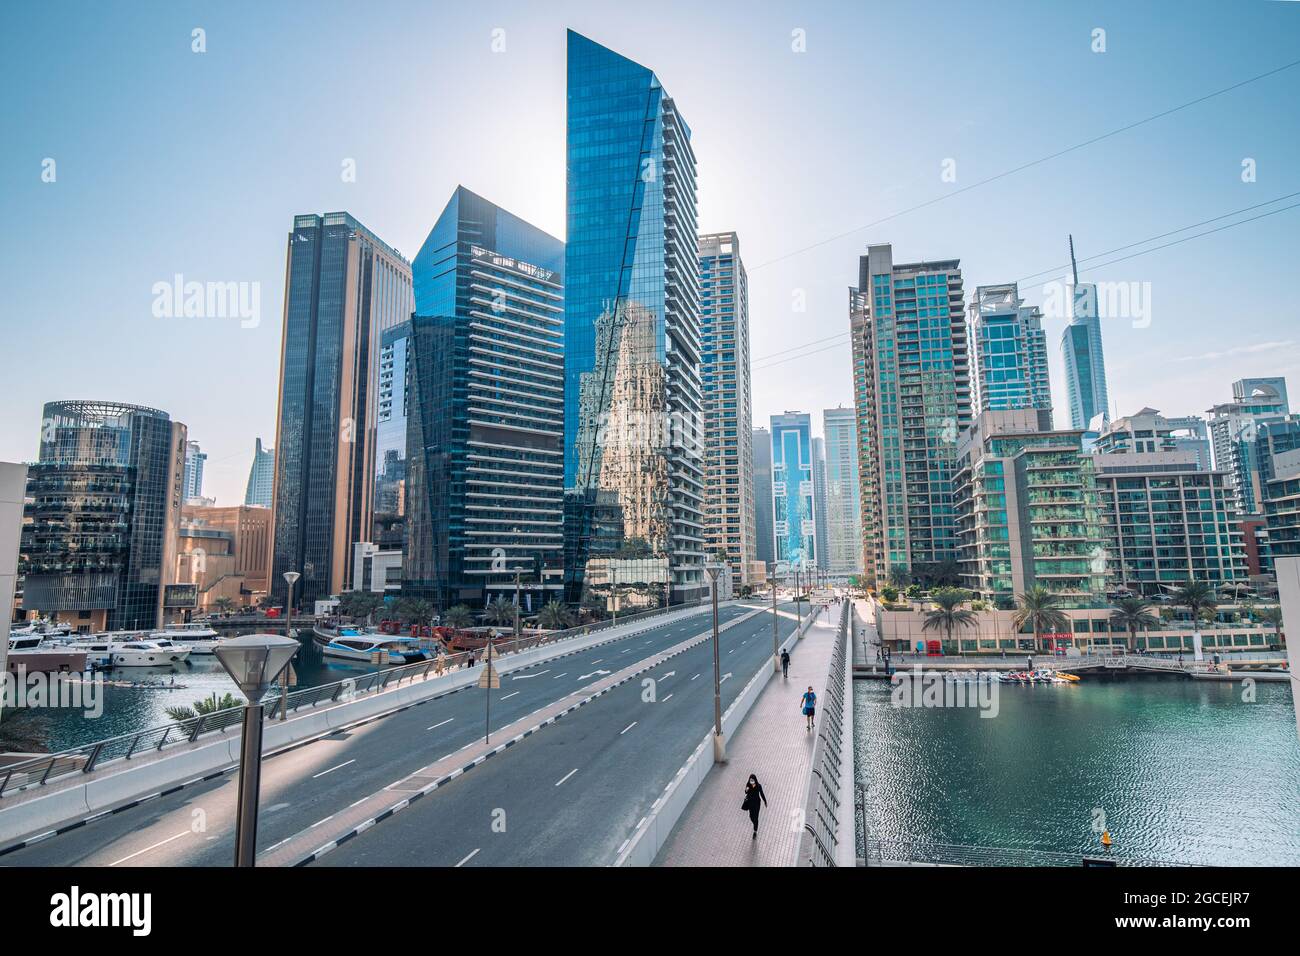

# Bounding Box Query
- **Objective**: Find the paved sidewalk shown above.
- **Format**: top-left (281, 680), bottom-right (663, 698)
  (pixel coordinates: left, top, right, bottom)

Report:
top-left (653, 605), bottom-right (840, 866)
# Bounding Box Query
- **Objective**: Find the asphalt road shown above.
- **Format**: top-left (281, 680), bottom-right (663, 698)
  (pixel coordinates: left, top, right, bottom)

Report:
top-left (0, 602), bottom-right (771, 867)
top-left (314, 601), bottom-right (809, 866)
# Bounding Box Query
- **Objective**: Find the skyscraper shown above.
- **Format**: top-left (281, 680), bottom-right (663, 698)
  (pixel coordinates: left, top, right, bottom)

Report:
top-left (1060, 236), bottom-right (1110, 433)
top-left (1207, 377), bottom-right (1295, 516)
top-left (770, 412), bottom-right (816, 570)
top-left (850, 243), bottom-right (971, 589)
top-left (373, 321), bottom-right (410, 552)
top-left (752, 426), bottom-right (774, 570)
top-left (563, 31), bottom-right (705, 605)
top-left (699, 231), bottom-right (754, 589)
top-left (244, 437), bottom-right (274, 508)
top-left (812, 436), bottom-right (829, 572)
top-left (269, 212), bottom-right (413, 608)
top-left (968, 283), bottom-right (1050, 419)
top-left (182, 440), bottom-right (207, 501)
top-left (822, 407), bottom-right (862, 577)
top-left (20, 400), bottom-right (188, 631)
top-left (402, 187), bottom-right (565, 612)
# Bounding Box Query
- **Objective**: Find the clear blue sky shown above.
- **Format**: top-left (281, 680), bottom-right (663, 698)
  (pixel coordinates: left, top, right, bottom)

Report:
top-left (3, 0), bottom-right (1298, 505)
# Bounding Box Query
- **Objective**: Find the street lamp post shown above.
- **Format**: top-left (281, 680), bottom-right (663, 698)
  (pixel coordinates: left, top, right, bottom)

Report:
top-left (513, 570), bottom-right (522, 642)
top-left (768, 577), bottom-right (780, 673)
top-left (280, 570), bottom-right (301, 721)
top-left (610, 565), bottom-right (618, 625)
top-left (704, 563), bottom-right (726, 762)
top-left (215, 633), bottom-right (300, 867)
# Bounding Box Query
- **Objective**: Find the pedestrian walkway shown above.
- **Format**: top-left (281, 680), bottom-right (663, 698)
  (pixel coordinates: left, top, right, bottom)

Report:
top-left (653, 605), bottom-right (840, 866)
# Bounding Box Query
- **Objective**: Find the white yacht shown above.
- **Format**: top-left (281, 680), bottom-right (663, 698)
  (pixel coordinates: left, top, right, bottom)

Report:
top-left (321, 630), bottom-right (427, 665)
top-left (107, 640), bottom-right (192, 667)
top-left (150, 621), bottom-right (223, 655)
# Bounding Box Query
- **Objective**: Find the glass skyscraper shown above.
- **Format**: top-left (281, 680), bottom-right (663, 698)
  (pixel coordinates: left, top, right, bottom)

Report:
top-left (373, 321), bottom-right (410, 552)
top-left (753, 426), bottom-right (774, 569)
top-left (244, 437), bottom-right (274, 508)
top-left (969, 283), bottom-right (1050, 419)
top-left (182, 440), bottom-right (207, 500)
top-left (563, 31), bottom-right (705, 605)
top-left (21, 400), bottom-right (188, 631)
top-left (822, 406), bottom-right (862, 576)
top-left (401, 186), bottom-right (565, 612)
top-left (770, 412), bottom-right (816, 569)
top-left (270, 212), bottom-right (413, 609)
top-left (850, 243), bottom-right (971, 588)
top-left (1061, 240), bottom-right (1110, 433)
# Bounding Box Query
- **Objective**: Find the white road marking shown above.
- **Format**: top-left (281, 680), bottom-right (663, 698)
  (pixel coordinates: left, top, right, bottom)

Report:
top-left (313, 759), bottom-right (356, 778)
top-left (109, 831), bottom-right (188, 867)
top-left (691, 673), bottom-right (700, 680)
top-left (553, 673), bottom-right (567, 679)
top-left (663, 693), bottom-right (673, 702)
top-left (511, 670), bottom-right (548, 680)
top-left (555, 768), bottom-right (579, 787)
top-left (500, 691), bottom-right (520, 700)
top-left (620, 721), bottom-right (637, 735)
top-left (427, 718), bottom-right (455, 730)
top-left (456, 848), bottom-right (481, 867)
top-left (721, 673), bottom-right (732, 683)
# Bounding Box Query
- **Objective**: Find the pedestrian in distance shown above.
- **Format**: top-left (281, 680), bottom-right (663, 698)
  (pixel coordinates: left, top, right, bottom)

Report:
top-left (742, 774), bottom-right (768, 839)
top-left (780, 648), bottom-right (790, 679)
top-left (801, 686), bottom-right (817, 731)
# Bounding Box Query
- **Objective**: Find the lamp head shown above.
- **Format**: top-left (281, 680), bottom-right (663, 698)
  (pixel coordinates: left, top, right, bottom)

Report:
top-left (215, 633), bottom-right (300, 701)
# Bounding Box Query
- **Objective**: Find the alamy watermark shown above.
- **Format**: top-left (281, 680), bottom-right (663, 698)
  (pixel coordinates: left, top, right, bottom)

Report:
top-left (151, 274), bottom-right (260, 328)
top-left (890, 665), bottom-right (999, 718)
top-left (3, 667), bottom-right (104, 719)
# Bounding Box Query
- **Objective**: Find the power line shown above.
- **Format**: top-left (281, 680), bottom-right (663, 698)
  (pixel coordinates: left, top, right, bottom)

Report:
top-left (749, 57), bottom-right (1300, 273)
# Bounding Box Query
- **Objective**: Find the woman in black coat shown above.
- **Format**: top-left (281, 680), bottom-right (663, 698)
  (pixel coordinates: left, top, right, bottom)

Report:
top-left (742, 774), bottom-right (768, 839)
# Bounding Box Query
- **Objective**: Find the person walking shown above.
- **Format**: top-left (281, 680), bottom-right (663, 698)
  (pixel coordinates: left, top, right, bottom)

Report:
top-left (780, 649), bottom-right (790, 679)
top-left (801, 686), bottom-right (817, 731)
top-left (742, 774), bottom-right (768, 839)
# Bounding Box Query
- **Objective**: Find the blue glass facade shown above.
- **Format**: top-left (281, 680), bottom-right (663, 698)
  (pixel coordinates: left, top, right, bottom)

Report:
top-left (770, 412), bottom-right (815, 567)
top-left (402, 187), bottom-right (565, 611)
top-left (563, 31), bottom-right (705, 604)
top-left (1061, 282), bottom-right (1110, 432)
top-left (970, 283), bottom-right (1051, 418)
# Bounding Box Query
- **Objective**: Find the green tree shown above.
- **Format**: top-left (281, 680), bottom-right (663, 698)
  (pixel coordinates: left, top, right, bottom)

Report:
top-left (1110, 596), bottom-right (1158, 653)
top-left (165, 691), bottom-right (243, 723)
top-left (484, 595), bottom-right (517, 627)
top-left (536, 600), bottom-right (575, 631)
top-left (921, 587), bottom-right (977, 655)
top-left (887, 564), bottom-right (911, 589)
top-left (1172, 580), bottom-right (1218, 640)
top-left (443, 604), bottom-right (475, 630)
top-left (1252, 605), bottom-right (1284, 648)
top-left (212, 596), bottom-right (236, 616)
top-left (1012, 585), bottom-right (1069, 653)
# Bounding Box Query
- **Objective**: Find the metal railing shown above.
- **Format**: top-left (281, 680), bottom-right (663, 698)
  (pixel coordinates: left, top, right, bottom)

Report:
top-left (0, 597), bottom-right (714, 798)
top-left (798, 599), bottom-right (850, 867)
top-left (861, 833), bottom-right (1197, 867)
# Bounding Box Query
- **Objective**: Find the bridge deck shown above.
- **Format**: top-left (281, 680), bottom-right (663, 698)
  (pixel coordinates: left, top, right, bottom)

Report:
top-left (654, 606), bottom-right (840, 867)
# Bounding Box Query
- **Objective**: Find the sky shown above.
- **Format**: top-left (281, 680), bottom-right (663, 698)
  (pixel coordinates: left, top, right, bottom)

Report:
top-left (3, 0), bottom-right (1299, 506)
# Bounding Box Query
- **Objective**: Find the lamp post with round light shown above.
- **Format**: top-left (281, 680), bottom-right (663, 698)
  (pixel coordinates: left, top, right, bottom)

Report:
top-left (767, 577), bottom-right (780, 673)
top-left (215, 633), bottom-right (301, 867)
top-left (279, 570), bottom-right (301, 720)
top-left (704, 563), bottom-right (726, 763)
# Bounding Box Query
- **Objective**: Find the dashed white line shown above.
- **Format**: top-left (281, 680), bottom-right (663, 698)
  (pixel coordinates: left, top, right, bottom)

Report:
top-left (555, 768), bottom-right (579, 787)
top-left (663, 693), bottom-right (673, 701)
top-left (456, 848), bottom-right (481, 867)
top-left (109, 831), bottom-right (188, 867)
top-left (500, 691), bottom-right (520, 700)
top-left (553, 673), bottom-right (567, 679)
top-left (691, 673), bottom-right (700, 680)
top-left (313, 759), bottom-right (356, 778)
top-left (427, 718), bottom-right (455, 730)
top-left (620, 721), bottom-right (637, 735)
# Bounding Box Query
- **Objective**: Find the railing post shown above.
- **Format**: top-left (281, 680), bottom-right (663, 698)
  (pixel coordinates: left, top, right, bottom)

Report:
top-left (0, 766), bottom-right (14, 797)
top-left (187, 714), bottom-right (208, 743)
top-left (155, 727), bottom-right (171, 751)
top-left (40, 755), bottom-right (59, 785)
top-left (83, 742), bottom-right (106, 774)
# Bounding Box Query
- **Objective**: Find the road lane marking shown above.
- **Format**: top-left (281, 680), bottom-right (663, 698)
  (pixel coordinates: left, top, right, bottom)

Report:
top-left (456, 848), bottom-right (480, 867)
top-left (620, 721), bottom-right (637, 735)
top-left (553, 673), bottom-right (567, 679)
top-left (555, 768), bottom-right (579, 787)
top-left (427, 718), bottom-right (455, 730)
top-left (691, 673), bottom-right (700, 680)
top-left (313, 759), bottom-right (356, 778)
top-left (511, 670), bottom-right (548, 680)
top-left (109, 830), bottom-right (188, 867)
top-left (663, 693), bottom-right (673, 701)
top-left (500, 691), bottom-right (520, 700)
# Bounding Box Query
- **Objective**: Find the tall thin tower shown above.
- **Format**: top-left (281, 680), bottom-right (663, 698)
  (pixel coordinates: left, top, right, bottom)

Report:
top-left (1060, 235), bottom-right (1110, 433)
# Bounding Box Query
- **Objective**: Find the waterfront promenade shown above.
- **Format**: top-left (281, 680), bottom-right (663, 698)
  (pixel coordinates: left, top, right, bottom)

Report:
top-left (654, 604), bottom-right (840, 866)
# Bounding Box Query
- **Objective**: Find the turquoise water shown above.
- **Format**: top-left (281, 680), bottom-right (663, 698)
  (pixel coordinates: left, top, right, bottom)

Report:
top-left (853, 675), bottom-right (1300, 866)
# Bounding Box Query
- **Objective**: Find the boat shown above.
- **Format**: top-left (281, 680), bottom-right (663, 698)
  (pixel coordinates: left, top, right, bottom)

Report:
top-left (321, 630), bottom-right (427, 664)
top-left (1055, 671), bottom-right (1081, 682)
top-left (106, 640), bottom-right (192, 667)
top-left (6, 635), bottom-right (88, 674)
top-left (150, 622), bottom-right (223, 655)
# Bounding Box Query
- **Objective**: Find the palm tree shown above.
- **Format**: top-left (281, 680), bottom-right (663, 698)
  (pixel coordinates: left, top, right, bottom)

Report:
top-left (165, 691), bottom-right (243, 723)
top-left (484, 595), bottom-right (517, 628)
top-left (536, 600), bottom-right (574, 631)
top-left (212, 596), bottom-right (236, 617)
top-left (443, 604), bottom-right (475, 630)
top-left (921, 587), bottom-right (977, 655)
top-left (1172, 580), bottom-right (1217, 651)
top-left (1110, 596), bottom-right (1158, 653)
top-left (1012, 585), bottom-right (1068, 653)
top-left (1252, 605), bottom-right (1284, 648)
top-left (887, 564), bottom-right (911, 589)
top-left (395, 597), bottom-right (434, 630)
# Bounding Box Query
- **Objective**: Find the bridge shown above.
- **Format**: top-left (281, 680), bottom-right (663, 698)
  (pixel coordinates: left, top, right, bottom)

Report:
top-left (0, 597), bottom-right (857, 867)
